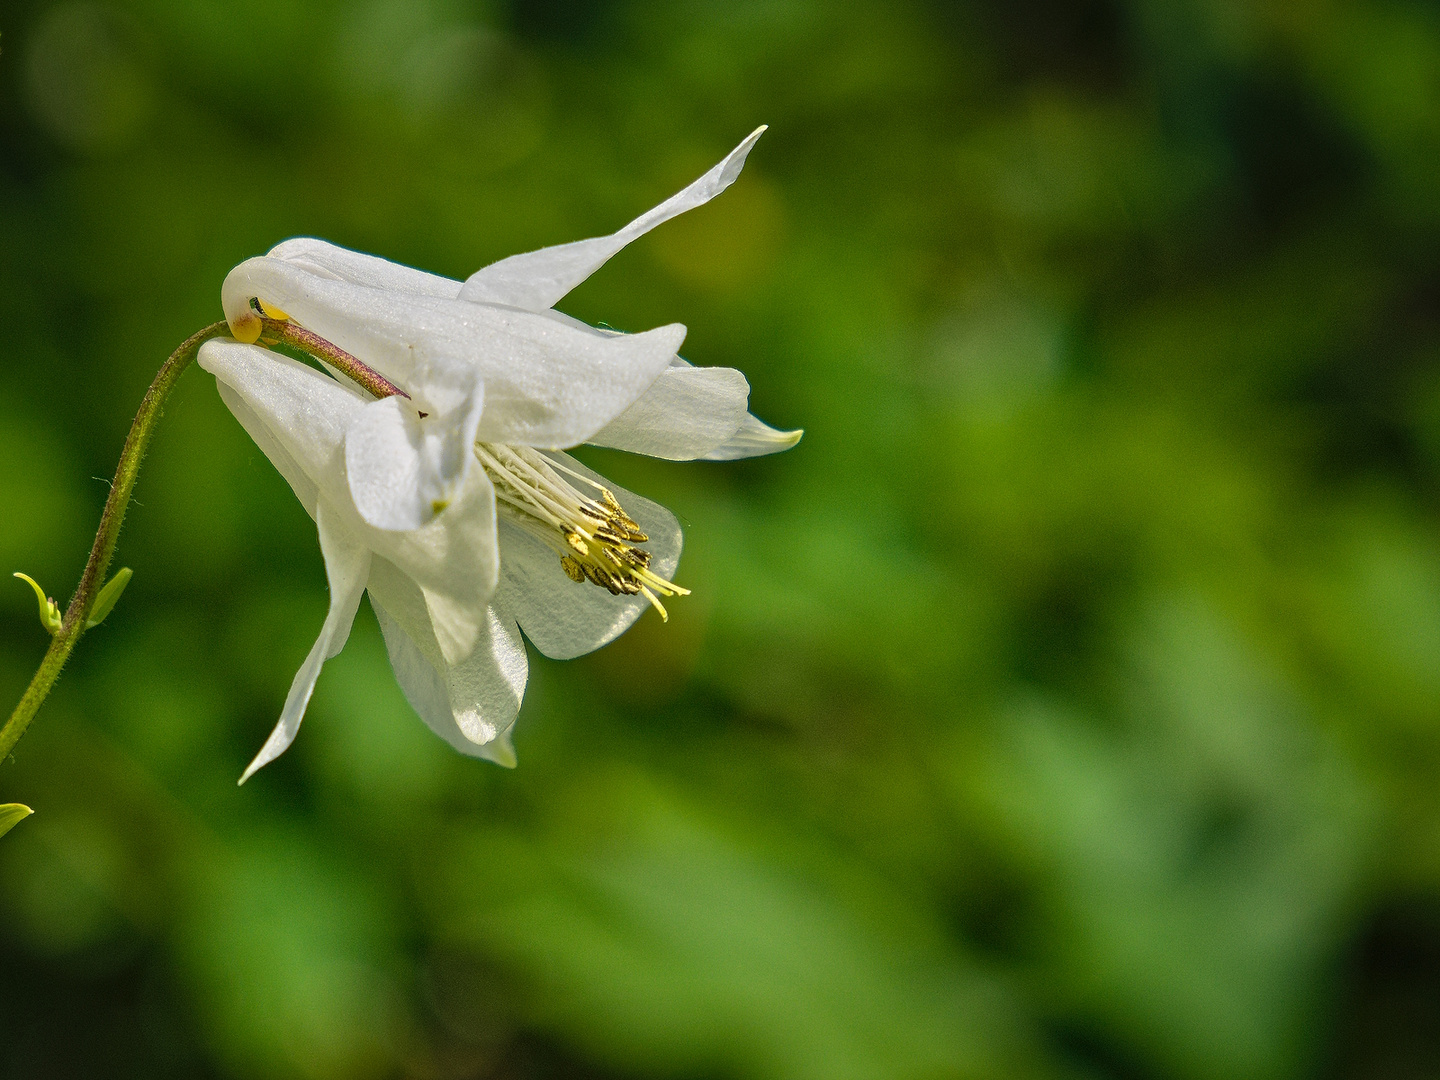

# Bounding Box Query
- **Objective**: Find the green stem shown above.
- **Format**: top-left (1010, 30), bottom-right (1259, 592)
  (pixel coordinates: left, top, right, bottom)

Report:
top-left (0, 321), bottom-right (230, 762)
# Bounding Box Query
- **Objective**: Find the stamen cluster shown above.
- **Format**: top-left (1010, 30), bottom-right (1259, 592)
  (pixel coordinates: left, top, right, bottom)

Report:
top-left (474, 443), bottom-right (689, 619)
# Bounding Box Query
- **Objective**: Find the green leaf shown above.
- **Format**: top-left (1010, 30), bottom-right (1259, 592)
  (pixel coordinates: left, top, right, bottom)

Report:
top-left (86, 566), bottom-right (133, 629)
top-left (0, 803), bottom-right (33, 840)
top-left (13, 572), bottom-right (62, 635)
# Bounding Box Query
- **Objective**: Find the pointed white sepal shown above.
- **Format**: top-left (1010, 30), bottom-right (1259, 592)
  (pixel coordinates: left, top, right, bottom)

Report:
top-left (458, 126), bottom-right (767, 311)
top-left (588, 363), bottom-right (751, 460)
top-left (700, 412), bottom-right (804, 460)
top-left (239, 504), bottom-right (370, 783)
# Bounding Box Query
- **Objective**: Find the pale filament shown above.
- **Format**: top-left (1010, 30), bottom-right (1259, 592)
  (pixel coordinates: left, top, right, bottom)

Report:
top-left (474, 443), bottom-right (688, 621)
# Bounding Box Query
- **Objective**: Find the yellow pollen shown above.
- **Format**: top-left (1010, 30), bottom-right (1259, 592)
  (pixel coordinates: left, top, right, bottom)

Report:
top-left (256, 298), bottom-right (291, 321)
top-left (474, 442), bottom-right (688, 621)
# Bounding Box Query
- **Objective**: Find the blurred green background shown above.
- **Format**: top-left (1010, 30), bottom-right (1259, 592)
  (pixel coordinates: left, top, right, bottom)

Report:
top-left (2, 0), bottom-right (1439, 1077)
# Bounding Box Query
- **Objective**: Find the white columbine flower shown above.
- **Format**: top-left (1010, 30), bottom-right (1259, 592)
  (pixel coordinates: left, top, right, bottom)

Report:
top-left (201, 127), bottom-right (799, 781)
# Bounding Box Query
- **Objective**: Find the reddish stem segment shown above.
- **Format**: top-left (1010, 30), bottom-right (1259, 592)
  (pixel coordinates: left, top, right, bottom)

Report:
top-left (259, 318), bottom-right (409, 402)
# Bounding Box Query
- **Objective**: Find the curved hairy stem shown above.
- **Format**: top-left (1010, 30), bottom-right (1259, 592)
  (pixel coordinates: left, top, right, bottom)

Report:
top-left (0, 321), bottom-right (230, 761)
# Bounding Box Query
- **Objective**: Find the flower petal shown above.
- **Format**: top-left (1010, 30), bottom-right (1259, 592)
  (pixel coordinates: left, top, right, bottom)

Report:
top-left (344, 397), bottom-right (429, 530)
top-left (268, 237), bottom-right (462, 299)
top-left (700, 411), bottom-right (804, 460)
top-left (200, 339), bottom-right (364, 508)
top-left (213, 378), bottom-right (321, 519)
top-left (587, 363), bottom-right (751, 460)
top-left (221, 259), bottom-right (687, 447)
top-left (368, 556), bottom-right (527, 766)
top-left (496, 453), bottom-right (683, 660)
top-left (239, 503), bottom-right (371, 783)
top-left (458, 126), bottom-right (767, 310)
top-left (203, 338), bottom-right (500, 663)
top-left (360, 462), bottom-right (499, 665)
top-left (344, 376), bottom-right (484, 532)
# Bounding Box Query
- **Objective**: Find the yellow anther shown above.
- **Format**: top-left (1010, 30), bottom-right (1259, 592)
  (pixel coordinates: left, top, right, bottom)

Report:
top-left (475, 442), bottom-right (688, 619)
top-left (257, 299), bottom-right (291, 321)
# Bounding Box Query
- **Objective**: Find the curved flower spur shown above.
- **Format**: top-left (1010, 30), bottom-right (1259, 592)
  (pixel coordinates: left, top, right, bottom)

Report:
top-left (201, 127), bottom-right (800, 781)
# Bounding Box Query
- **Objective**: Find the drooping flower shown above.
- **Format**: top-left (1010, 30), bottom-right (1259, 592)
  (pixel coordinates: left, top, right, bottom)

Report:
top-left (202, 128), bottom-right (800, 781)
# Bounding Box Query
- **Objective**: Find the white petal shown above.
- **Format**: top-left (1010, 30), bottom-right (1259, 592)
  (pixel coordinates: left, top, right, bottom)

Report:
top-left (368, 557), bottom-right (527, 766)
top-left (496, 453), bottom-right (683, 660)
top-left (344, 377), bottom-right (484, 531)
top-left (214, 378), bottom-right (320, 519)
top-left (700, 412), bottom-right (804, 460)
top-left (239, 503), bottom-right (370, 783)
top-left (587, 364), bottom-right (751, 460)
top-left (200, 339), bottom-right (364, 508)
top-left (268, 237), bottom-right (462, 299)
top-left (357, 462), bottom-right (499, 665)
top-left (203, 339), bottom-right (500, 663)
top-left (221, 259), bottom-right (687, 447)
top-left (458, 126), bottom-right (767, 310)
top-left (467, 317), bottom-right (686, 447)
top-left (344, 397), bottom-right (429, 530)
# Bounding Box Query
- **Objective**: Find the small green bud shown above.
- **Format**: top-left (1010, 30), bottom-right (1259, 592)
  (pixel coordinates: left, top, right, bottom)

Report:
top-left (86, 567), bottom-right (133, 629)
top-left (0, 803), bottom-right (33, 840)
top-left (13, 573), bottom-right (62, 635)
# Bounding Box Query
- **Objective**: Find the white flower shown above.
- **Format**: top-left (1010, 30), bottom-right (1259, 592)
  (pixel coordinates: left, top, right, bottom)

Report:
top-left (200, 128), bottom-right (800, 782)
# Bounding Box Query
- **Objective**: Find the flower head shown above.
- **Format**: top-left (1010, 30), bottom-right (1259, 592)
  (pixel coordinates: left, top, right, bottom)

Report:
top-left (201, 128), bottom-right (799, 782)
